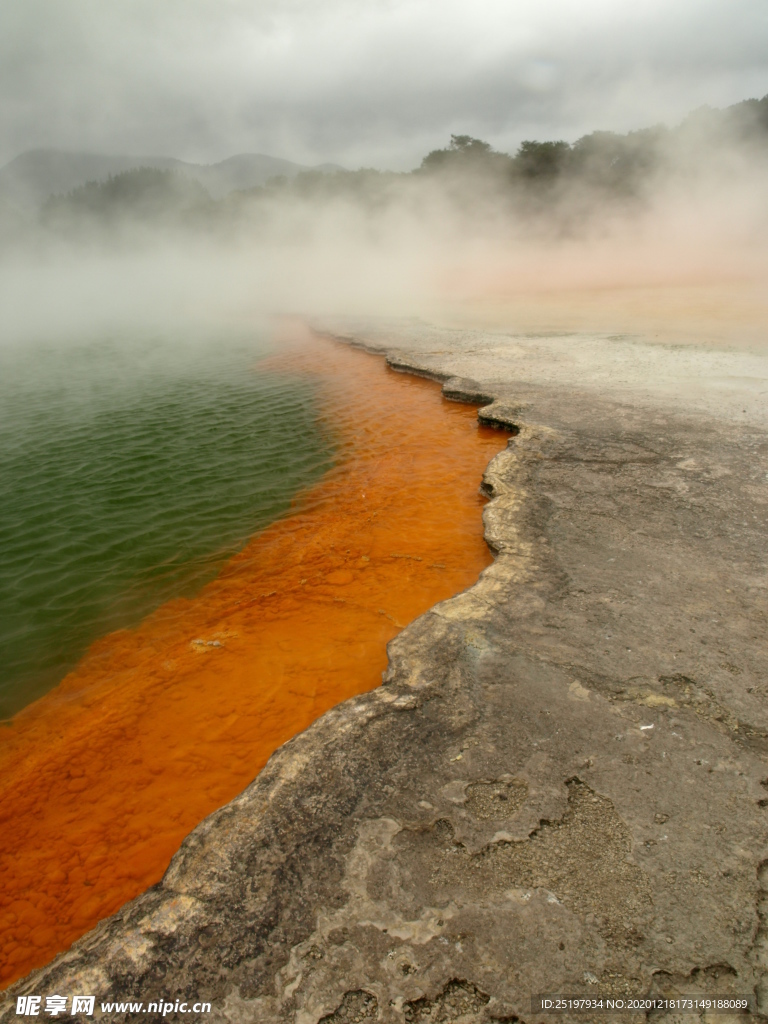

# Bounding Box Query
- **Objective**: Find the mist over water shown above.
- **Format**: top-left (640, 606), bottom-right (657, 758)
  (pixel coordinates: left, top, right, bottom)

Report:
top-left (2, 97), bottom-right (768, 719)
top-left (3, 99), bottom-right (768, 335)
top-left (0, 332), bottom-right (332, 718)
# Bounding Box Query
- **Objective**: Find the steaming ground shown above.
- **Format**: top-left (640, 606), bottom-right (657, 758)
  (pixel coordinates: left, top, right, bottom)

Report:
top-left (320, 305), bottom-right (768, 431)
top-left (3, 233), bottom-right (766, 436)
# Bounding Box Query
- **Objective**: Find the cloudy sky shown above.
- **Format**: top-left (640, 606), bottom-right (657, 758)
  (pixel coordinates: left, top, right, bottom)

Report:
top-left (1, 0), bottom-right (767, 170)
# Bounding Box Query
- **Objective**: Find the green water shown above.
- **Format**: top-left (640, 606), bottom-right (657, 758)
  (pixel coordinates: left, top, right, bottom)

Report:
top-left (0, 332), bottom-right (333, 719)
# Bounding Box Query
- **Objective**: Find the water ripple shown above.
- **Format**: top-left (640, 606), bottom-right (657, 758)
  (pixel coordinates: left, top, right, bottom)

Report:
top-left (0, 334), bottom-right (333, 717)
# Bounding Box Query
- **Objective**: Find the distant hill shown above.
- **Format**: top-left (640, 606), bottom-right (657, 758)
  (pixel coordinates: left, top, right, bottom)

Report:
top-left (3, 92), bottom-right (766, 245)
top-left (0, 148), bottom-right (344, 211)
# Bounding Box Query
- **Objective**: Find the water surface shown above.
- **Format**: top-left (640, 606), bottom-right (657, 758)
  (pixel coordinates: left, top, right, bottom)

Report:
top-left (0, 333), bottom-right (332, 717)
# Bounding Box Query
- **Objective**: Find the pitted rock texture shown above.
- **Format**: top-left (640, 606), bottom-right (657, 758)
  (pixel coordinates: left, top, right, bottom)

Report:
top-left (2, 324), bottom-right (768, 1024)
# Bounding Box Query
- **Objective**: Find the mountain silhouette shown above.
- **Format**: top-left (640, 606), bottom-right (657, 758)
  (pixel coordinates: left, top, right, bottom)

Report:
top-left (0, 149), bottom-right (344, 211)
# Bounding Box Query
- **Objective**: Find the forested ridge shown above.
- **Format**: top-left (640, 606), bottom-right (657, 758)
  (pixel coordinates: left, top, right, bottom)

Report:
top-left (25, 92), bottom-right (768, 240)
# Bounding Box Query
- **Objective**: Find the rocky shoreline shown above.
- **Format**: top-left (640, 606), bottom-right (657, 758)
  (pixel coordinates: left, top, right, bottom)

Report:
top-left (3, 322), bottom-right (768, 1023)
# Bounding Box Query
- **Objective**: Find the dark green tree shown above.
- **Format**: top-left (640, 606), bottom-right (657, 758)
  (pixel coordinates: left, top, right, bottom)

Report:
top-left (420, 135), bottom-right (508, 172)
top-left (512, 140), bottom-right (571, 180)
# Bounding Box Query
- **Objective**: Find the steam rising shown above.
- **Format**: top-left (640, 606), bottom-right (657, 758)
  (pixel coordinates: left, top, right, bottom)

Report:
top-left (1, 98), bottom-right (767, 349)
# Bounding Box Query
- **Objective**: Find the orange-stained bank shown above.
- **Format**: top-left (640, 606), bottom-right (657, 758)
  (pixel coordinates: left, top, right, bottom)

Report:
top-left (0, 329), bottom-right (509, 987)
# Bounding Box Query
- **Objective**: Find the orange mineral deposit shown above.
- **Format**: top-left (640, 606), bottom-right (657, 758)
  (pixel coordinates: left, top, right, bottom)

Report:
top-left (0, 329), bottom-right (509, 987)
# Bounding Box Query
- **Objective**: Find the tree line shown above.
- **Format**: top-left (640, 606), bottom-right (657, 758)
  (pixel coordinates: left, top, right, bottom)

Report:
top-left (35, 92), bottom-right (768, 238)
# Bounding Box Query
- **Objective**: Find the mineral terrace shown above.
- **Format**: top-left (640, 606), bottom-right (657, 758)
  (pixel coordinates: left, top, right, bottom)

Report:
top-left (3, 320), bottom-right (768, 1024)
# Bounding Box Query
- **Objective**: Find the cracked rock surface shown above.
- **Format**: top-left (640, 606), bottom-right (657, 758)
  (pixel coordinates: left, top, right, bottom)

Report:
top-left (3, 322), bottom-right (768, 1024)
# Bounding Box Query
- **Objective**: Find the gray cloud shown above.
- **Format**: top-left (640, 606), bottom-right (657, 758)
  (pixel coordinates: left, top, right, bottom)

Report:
top-left (1, 0), bottom-right (767, 169)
